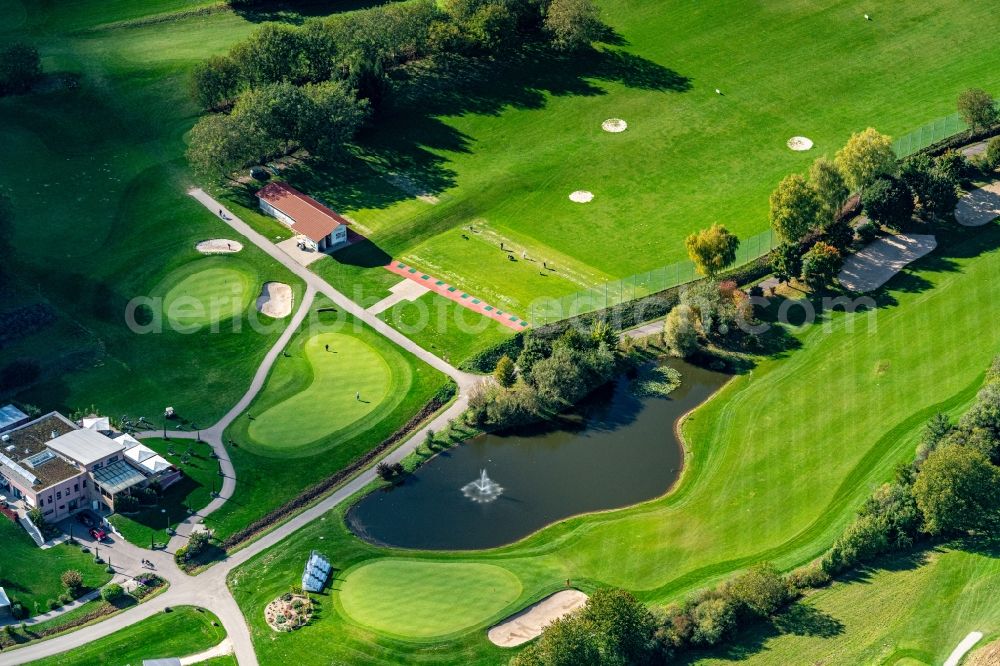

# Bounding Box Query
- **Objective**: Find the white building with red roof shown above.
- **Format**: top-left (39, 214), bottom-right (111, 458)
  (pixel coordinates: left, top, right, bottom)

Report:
top-left (255, 182), bottom-right (350, 251)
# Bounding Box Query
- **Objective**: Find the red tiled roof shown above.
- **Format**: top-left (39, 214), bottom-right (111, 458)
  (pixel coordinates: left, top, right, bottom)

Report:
top-left (256, 182), bottom-right (350, 243)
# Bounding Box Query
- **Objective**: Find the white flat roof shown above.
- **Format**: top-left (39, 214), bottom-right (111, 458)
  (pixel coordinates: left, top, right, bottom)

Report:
top-left (0, 586), bottom-right (10, 608)
top-left (123, 443), bottom-right (172, 474)
top-left (47, 429), bottom-right (123, 466)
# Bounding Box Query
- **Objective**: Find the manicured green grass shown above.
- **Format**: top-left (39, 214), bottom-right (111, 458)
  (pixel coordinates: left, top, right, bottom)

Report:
top-left (377, 292), bottom-right (514, 368)
top-left (26, 605), bottom-right (226, 666)
top-left (209, 296), bottom-right (448, 538)
top-left (310, 240), bottom-right (401, 309)
top-left (108, 437), bottom-right (220, 547)
top-left (248, 331), bottom-right (406, 454)
top-left (338, 560), bottom-right (522, 639)
top-left (693, 547), bottom-right (1000, 666)
top-left (156, 258), bottom-right (258, 329)
top-left (283, 0), bottom-right (1000, 315)
top-left (0, 519), bottom-right (111, 617)
top-left (230, 226), bottom-right (1000, 664)
top-left (0, 5), bottom-right (307, 425)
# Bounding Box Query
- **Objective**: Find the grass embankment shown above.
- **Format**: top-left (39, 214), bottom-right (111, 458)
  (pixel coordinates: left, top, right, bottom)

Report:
top-left (108, 437), bottom-right (220, 547)
top-left (229, 225), bottom-right (1000, 663)
top-left (210, 296), bottom-right (449, 540)
top-left (270, 0), bottom-right (1000, 314)
top-left (25, 606), bottom-right (226, 666)
top-left (692, 546), bottom-right (1000, 666)
top-left (0, 519), bottom-right (110, 617)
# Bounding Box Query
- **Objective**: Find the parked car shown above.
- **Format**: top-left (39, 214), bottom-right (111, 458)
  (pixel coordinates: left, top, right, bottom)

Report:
top-left (89, 526), bottom-right (107, 541)
top-left (76, 511), bottom-right (95, 528)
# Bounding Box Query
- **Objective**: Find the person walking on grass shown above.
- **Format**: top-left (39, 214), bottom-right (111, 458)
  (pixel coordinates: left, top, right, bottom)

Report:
top-left (325, 343), bottom-right (329, 352)
top-left (356, 391), bottom-right (360, 401)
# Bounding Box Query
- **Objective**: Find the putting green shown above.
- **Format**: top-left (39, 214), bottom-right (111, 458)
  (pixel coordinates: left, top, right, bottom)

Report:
top-left (338, 559), bottom-right (522, 639)
top-left (247, 332), bottom-right (405, 453)
top-left (156, 257), bottom-right (256, 328)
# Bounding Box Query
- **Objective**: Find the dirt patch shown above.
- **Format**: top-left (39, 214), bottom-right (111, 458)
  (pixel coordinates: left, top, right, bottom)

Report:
top-left (487, 589), bottom-right (588, 647)
top-left (195, 239), bottom-right (243, 254)
top-left (256, 282), bottom-right (293, 318)
top-left (955, 182), bottom-right (1000, 226)
top-left (837, 233), bottom-right (937, 292)
top-left (264, 593), bottom-right (313, 632)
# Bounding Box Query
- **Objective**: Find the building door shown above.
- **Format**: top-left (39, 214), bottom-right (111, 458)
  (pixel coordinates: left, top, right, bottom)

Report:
top-left (68, 499), bottom-right (78, 511)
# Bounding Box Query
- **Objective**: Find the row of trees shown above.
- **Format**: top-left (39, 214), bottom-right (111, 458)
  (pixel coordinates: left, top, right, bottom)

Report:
top-left (473, 323), bottom-right (620, 428)
top-left (823, 355), bottom-right (1000, 575)
top-left (518, 356), bottom-right (1000, 665)
top-left (0, 42), bottom-right (41, 96)
top-left (188, 0), bottom-right (604, 178)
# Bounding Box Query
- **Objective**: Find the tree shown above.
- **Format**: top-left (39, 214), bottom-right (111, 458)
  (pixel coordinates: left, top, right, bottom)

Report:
top-left (297, 80), bottom-right (368, 155)
top-left (230, 23), bottom-right (310, 87)
top-left (772, 242), bottom-right (803, 284)
top-left (100, 583), bottom-right (124, 603)
top-left (835, 128), bottom-right (896, 193)
top-left (61, 570), bottom-right (84, 596)
top-left (0, 42), bottom-right (42, 95)
top-left (187, 530), bottom-right (212, 557)
top-left (494, 354), bottom-right (516, 388)
top-left (862, 175), bottom-right (914, 230)
top-left (580, 588), bottom-right (657, 665)
top-left (191, 55), bottom-right (241, 110)
top-left (800, 241), bottom-right (841, 291)
top-left (985, 136), bottom-right (1000, 170)
top-left (685, 224), bottom-right (740, 277)
top-left (512, 614), bottom-right (601, 666)
top-left (27, 507), bottom-right (45, 528)
top-left (769, 174), bottom-right (821, 243)
top-left (689, 596), bottom-right (736, 646)
top-left (808, 156), bottom-right (850, 227)
top-left (664, 305), bottom-right (699, 358)
top-left (900, 154), bottom-right (958, 219)
top-left (912, 444), bottom-right (1000, 535)
top-left (590, 319), bottom-right (619, 350)
top-left (186, 114), bottom-right (259, 180)
top-left (544, 0), bottom-right (604, 51)
top-left (728, 563), bottom-right (789, 617)
top-left (957, 88), bottom-right (998, 132)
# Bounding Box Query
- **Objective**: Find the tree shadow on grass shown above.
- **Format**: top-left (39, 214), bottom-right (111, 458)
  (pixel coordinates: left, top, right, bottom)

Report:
top-left (230, 0), bottom-right (392, 25)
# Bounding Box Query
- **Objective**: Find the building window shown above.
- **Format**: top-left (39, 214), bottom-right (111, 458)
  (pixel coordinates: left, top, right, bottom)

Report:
top-left (108, 455), bottom-right (118, 463)
top-left (93, 462), bottom-right (102, 470)
top-left (82, 479), bottom-right (87, 488)
top-left (56, 491), bottom-right (62, 500)
top-left (74, 483), bottom-right (79, 492)
top-left (58, 505), bottom-right (64, 510)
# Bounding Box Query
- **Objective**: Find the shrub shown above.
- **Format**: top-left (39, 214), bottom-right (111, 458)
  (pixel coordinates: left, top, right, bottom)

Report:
top-left (800, 241), bottom-right (842, 291)
top-left (493, 354), bottom-right (516, 388)
top-left (663, 305), bottom-right (699, 358)
top-left (984, 136), bottom-right (1000, 170)
top-left (690, 595), bottom-right (737, 646)
top-left (727, 562), bottom-right (790, 617)
top-left (61, 569), bottom-right (84, 595)
top-left (10, 600), bottom-right (27, 620)
top-left (58, 593), bottom-right (73, 605)
top-left (912, 443), bottom-right (1000, 535)
top-left (856, 220), bottom-right (878, 244)
top-left (48, 599), bottom-right (61, 611)
top-left (786, 563), bottom-right (831, 591)
top-left (957, 88), bottom-right (998, 132)
top-left (100, 583), bottom-right (124, 603)
top-left (115, 494), bottom-right (139, 513)
top-left (375, 462), bottom-right (394, 481)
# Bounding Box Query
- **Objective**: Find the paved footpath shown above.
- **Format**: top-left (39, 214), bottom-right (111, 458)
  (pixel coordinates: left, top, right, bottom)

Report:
top-left (0, 191), bottom-right (485, 666)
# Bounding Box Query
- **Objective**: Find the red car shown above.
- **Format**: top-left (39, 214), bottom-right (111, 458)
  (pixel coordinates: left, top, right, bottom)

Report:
top-left (89, 526), bottom-right (107, 541)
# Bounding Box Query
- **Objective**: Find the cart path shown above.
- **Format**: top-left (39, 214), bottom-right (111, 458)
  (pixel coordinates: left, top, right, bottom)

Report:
top-left (0, 192), bottom-right (485, 666)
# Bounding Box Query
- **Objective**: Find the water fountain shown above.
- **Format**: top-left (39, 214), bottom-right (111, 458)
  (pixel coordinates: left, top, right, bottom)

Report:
top-left (462, 469), bottom-right (503, 503)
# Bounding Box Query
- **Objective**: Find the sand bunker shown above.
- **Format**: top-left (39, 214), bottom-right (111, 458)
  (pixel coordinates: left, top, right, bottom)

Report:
top-left (955, 182), bottom-right (1000, 226)
top-left (602, 118), bottom-right (628, 133)
top-left (256, 282), bottom-right (293, 318)
top-left (837, 233), bottom-right (937, 293)
top-left (787, 136), bottom-right (814, 151)
top-left (196, 239), bottom-right (243, 254)
top-left (488, 589), bottom-right (588, 648)
top-left (569, 191), bottom-right (594, 203)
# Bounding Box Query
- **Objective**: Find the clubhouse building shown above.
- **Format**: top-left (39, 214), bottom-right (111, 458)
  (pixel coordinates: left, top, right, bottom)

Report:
top-left (0, 409), bottom-right (179, 522)
top-left (256, 181), bottom-right (350, 251)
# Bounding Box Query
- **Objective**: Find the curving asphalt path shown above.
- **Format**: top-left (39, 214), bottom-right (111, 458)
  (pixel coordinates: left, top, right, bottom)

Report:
top-left (0, 191), bottom-right (485, 666)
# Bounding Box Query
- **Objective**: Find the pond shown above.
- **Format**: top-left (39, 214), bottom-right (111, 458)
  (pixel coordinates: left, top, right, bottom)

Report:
top-left (345, 360), bottom-right (729, 551)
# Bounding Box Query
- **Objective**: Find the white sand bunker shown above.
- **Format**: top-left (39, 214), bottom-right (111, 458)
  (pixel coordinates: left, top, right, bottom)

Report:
top-left (787, 136), bottom-right (814, 151)
top-left (256, 282), bottom-right (293, 318)
top-left (955, 182), bottom-right (1000, 227)
top-left (569, 190), bottom-right (594, 203)
top-left (602, 118), bottom-right (628, 133)
top-left (488, 589), bottom-right (588, 648)
top-left (838, 233), bottom-right (937, 293)
top-left (196, 239), bottom-right (243, 254)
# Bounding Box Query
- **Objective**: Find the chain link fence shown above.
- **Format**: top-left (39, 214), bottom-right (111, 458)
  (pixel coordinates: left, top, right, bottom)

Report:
top-left (892, 112), bottom-right (968, 157)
